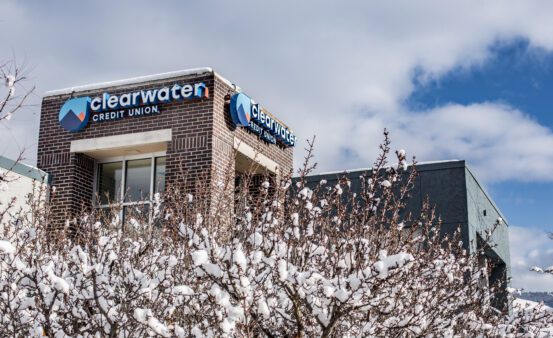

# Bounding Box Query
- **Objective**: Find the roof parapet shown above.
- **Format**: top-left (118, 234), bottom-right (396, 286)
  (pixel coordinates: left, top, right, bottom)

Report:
top-left (43, 67), bottom-right (239, 97)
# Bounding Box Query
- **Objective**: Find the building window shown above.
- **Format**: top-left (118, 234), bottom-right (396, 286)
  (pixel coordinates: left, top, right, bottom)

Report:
top-left (97, 161), bottom-right (123, 205)
top-left (125, 158), bottom-right (152, 202)
top-left (96, 154), bottom-right (166, 225)
top-left (154, 157), bottom-right (166, 194)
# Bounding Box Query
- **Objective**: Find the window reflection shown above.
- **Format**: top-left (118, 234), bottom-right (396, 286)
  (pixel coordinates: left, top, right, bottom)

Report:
top-left (98, 162), bottom-right (123, 204)
top-left (155, 157), bottom-right (166, 194)
top-left (125, 158), bottom-right (151, 202)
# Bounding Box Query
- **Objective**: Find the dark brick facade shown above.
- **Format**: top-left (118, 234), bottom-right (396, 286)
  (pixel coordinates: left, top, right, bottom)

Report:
top-left (38, 70), bottom-right (294, 224)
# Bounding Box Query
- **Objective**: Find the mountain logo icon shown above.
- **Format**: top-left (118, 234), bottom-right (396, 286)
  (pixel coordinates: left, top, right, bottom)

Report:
top-left (58, 97), bottom-right (91, 132)
top-left (229, 93), bottom-right (252, 127)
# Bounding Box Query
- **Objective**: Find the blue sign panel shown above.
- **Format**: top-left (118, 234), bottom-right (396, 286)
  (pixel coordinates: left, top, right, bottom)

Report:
top-left (230, 92), bottom-right (251, 126)
top-left (58, 82), bottom-right (208, 132)
top-left (229, 92), bottom-right (296, 147)
top-left (58, 97), bottom-right (91, 132)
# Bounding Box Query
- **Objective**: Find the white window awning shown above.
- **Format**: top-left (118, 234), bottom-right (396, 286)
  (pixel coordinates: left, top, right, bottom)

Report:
top-left (70, 129), bottom-right (172, 159)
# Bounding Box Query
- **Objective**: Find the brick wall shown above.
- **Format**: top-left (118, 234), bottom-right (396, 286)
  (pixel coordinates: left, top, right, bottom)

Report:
top-left (38, 71), bottom-right (294, 225)
top-left (211, 76), bottom-right (294, 179)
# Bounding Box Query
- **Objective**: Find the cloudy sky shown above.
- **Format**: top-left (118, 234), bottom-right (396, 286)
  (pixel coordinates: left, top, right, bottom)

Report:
top-left (1, 0), bottom-right (552, 291)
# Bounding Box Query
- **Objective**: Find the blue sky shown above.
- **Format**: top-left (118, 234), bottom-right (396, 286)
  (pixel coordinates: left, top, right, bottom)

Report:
top-left (1, 0), bottom-right (552, 290)
top-left (408, 39), bottom-right (553, 125)
top-left (408, 40), bottom-right (553, 231)
top-left (406, 40), bottom-right (553, 290)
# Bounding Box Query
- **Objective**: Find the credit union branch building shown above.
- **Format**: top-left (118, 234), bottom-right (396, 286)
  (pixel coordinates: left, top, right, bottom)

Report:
top-left (38, 68), bottom-right (294, 225)
top-left (38, 68), bottom-right (510, 307)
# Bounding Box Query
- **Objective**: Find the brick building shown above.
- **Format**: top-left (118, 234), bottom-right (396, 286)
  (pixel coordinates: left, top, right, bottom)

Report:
top-left (38, 68), bottom-right (294, 224)
top-left (38, 67), bottom-right (511, 308)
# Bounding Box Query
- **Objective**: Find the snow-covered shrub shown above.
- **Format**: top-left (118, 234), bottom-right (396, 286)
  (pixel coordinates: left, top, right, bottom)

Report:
top-left (0, 131), bottom-right (551, 337)
top-left (530, 233), bottom-right (553, 276)
top-left (0, 61), bottom-right (24, 123)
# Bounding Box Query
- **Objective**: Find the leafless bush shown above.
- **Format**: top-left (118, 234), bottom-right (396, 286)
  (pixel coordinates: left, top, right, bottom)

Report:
top-left (0, 59), bottom-right (37, 228)
top-left (0, 131), bottom-right (551, 337)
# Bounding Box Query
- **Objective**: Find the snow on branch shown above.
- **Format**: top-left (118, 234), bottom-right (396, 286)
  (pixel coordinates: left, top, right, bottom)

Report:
top-left (0, 131), bottom-right (551, 337)
top-left (0, 60), bottom-right (34, 122)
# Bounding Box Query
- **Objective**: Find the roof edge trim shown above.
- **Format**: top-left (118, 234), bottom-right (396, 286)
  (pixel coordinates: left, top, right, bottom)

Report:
top-left (304, 159), bottom-right (464, 177)
top-left (44, 67), bottom-right (215, 97)
top-left (0, 156), bottom-right (48, 182)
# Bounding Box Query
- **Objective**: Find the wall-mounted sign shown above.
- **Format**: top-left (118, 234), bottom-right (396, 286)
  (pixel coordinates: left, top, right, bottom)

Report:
top-left (229, 92), bottom-right (296, 147)
top-left (58, 82), bottom-right (209, 132)
top-left (59, 97), bottom-right (91, 132)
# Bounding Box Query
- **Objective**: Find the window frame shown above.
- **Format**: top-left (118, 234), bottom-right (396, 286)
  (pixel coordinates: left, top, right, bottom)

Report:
top-left (93, 151), bottom-right (166, 223)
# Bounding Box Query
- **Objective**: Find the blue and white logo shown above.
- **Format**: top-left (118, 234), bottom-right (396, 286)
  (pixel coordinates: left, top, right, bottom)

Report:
top-left (57, 81), bottom-right (209, 132)
top-left (59, 97), bottom-right (91, 132)
top-left (229, 92), bottom-right (296, 147)
top-left (230, 92), bottom-right (251, 126)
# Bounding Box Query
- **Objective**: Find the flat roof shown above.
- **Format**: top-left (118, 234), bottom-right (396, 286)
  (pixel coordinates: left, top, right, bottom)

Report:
top-left (43, 67), bottom-right (237, 97)
top-left (305, 159), bottom-right (464, 177)
top-left (0, 155), bottom-right (48, 182)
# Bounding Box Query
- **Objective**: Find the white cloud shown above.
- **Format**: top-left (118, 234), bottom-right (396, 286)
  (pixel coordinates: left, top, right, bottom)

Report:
top-left (509, 226), bottom-right (553, 292)
top-left (340, 103), bottom-right (553, 182)
top-left (1, 1), bottom-right (553, 181)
